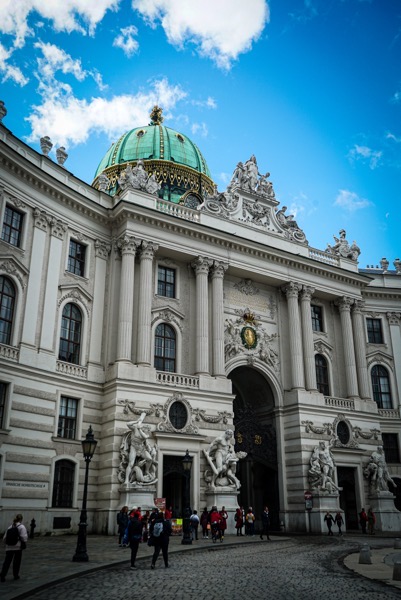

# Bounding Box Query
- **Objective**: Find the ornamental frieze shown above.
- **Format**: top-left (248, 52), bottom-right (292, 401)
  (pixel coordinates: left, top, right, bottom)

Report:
top-left (224, 309), bottom-right (279, 369)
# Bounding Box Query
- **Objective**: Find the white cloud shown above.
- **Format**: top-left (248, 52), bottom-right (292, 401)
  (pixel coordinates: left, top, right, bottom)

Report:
top-left (348, 144), bottom-right (382, 170)
top-left (386, 132), bottom-right (401, 143)
top-left (26, 78), bottom-right (187, 147)
top-left (191, 96), bottom-right (217, 109)
top-left (191, 122), bottom-right (208, 137)
top-left (0, 42), bottom-right (29, 85)
top-left (132, 0), bottom-right (269, 68)
top-left (113, 25), bottom-right (139, 56)
top-left (334, 189), bottom-right (372, 212)
top-left (0, 0), bottom-right (121, 48)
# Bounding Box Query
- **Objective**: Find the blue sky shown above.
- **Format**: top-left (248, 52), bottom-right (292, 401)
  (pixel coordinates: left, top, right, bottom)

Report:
top-left (1, 0), bottom-right (400, 267)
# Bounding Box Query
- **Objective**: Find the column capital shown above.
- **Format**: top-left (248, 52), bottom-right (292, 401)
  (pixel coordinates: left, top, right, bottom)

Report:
top-left (211, 260), bottom-right (228, 279)
top-left (352, 299), bottom-right (366, 314)
top-left (94, 239), bottom-right (111, 260)
top-left (191, 256), bottom-right (212, 275)
top-left (139, 240), bottom-right (159, 260)
top-left (335, 296), bottom-right (354, 312)
top-left (300, 286), bottom-right (315, 301)
top-left (282, 281), bottom-right (301, 299)
top-left (33, 208), bottom-right (50, 232)
top-left (49, 217), bottom-right (67, 239)
top-left (387, 312), bottom-right (401, 325)
top-left (117, 235), bottom-right (140, 255)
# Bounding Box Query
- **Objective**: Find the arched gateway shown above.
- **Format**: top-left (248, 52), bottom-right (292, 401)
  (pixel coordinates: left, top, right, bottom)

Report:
top-left (228, 366), bottom-right (280, 529)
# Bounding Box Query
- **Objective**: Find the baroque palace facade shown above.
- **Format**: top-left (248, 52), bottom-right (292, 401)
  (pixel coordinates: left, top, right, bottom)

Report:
top-left (0, 103), bottom-right (400, 535)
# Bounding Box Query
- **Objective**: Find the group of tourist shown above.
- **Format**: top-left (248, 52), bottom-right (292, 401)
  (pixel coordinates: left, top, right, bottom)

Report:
top-left (196, 505), bottom-right (270, 540)
top-left (358, 507), bottom-right (376, 535)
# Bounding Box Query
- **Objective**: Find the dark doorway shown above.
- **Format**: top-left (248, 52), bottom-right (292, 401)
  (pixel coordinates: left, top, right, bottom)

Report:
top-left (337, 467), bottom-right (358, 529)
top-left (163, 455), bottom-right (186, 518)
top-left (228, 366), bottom-right (279, 530)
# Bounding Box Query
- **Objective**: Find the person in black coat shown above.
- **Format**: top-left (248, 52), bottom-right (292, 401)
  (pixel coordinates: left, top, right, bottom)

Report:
top-left (116, 506), bottom-right (129, 546)
top-left (324, 512), bottom-right (334, 536)
top-left (260, 506), bottom-right (270, 540)
top-left (150, 512), bottom-right (172, 569)
top-left (127, 513), bottom-right (143, 569)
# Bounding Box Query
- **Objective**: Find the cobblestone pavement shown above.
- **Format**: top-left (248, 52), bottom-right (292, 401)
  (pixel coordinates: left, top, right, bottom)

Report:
top-left (15, 537), bottom-right (401, 600)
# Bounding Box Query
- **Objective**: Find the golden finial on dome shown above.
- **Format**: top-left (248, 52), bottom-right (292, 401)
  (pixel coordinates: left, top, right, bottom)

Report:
top-left (149, 105), bottom-right (164, 125)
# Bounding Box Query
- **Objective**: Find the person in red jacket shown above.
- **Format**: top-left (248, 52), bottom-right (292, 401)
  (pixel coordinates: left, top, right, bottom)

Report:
top-left (219, 506), bottom-right (228, 540)
top-left (234, 507), bottom-right (244, 536)
top-left (209, 506), bottom-right (222, 542)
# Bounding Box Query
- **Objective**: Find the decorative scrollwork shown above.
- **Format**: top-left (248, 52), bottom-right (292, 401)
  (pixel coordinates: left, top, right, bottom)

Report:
top-left (302, 420), bottom-right (333, 436)
top-left (353, 426), bottom-right (381, 440)
top-left (192, 409), bottom-right (232, 424)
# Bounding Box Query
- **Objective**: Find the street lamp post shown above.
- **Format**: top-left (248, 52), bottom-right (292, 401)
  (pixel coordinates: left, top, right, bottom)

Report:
top-left (181, 449), bottom-right (193, 545)
top-left (72, 425), bottom-right (97, 562)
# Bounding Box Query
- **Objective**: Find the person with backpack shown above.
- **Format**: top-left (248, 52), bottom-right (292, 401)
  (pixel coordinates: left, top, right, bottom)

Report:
top-left (189, 510), bottom-right (200, 541)
top-left (1, 513), bottom-right (28, 582)
top-left (126, 511), bottom-right (143, 569)
top-left (150, 511), bottom-right (172, 569)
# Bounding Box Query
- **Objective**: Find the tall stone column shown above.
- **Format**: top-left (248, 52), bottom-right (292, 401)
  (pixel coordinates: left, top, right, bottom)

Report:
top-left (88, 240), bottom-right (111, 365)
top-left (192, 256), bottom-right (212, 375)
top-left (300, 286), bottom-right (317, 391)
top-left (21, 209), bottom-right (49, 347)
top-left (39, 218), bottom-right (67, 352)
top-left (211, 261), bottom-right (228, 377)
top-left (282, 282), bottom-right (305, 389)
top-left (116, 235), bottom-right (140, 362)
top-left (387, 312), bottom-right (401, 406)
top-left (352, 300), bottom-right (370, 399)
top-left (336, 297), bottom-right (359, 398)
top-left (137, 240), bottom-right (158, 366)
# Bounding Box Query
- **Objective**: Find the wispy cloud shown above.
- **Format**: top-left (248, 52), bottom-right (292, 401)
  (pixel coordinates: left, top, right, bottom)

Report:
top-left (0, 42), bottom-right (29, 86)
top-left (191, 97), bottom-right (217, 109)
top-left (348, 144), bottom-right (382, 169)
top-left (191, 122), bottom-right (208, 137)
top-left (113, 25), bottom-right (139, 57)
top-left (334, 189), bottom-right (372, 212)
top-left (26, 77), bottom-right (187, 147)
top-left (288, 0), bottom-right (318, 23)
top-left (132, 0), bottom-right (269, 69)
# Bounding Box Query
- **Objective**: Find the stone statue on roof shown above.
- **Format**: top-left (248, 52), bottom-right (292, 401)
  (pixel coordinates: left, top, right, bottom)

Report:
top-left (326, 229), bottom-right (361, 261)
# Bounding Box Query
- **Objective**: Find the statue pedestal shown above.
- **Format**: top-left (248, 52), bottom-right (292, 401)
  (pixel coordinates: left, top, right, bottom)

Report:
top-left (368, 491), bottom-right (401, 533)
top-left (308, 493), bottom-right (343, 534)
top-left (205, 487), bottom-right (239, 534)
top-left (119, 484), bottom-right (157, 512)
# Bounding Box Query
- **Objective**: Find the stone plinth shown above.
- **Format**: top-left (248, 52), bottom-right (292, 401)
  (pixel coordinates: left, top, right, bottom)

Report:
top-left (368, 491), bottom-right (401, 533)
top-left (205, 487), bottom-right (239, 534)
top-left (119, 485), bottom-right (157, 512)
top-left (307, 492), bottom-right (343, 534)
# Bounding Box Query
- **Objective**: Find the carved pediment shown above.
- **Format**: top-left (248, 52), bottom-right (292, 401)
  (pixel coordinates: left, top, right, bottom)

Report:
top-left (58, 284), bottom-right (93, 316)
top-left (366, 350), bottom-right (394, 371)
top-left (314, 339), bottom-right (333, 359)
top-left (151, 306), bottom-right (184, 331)
top-left (0, 254), bottom-right (29, 290)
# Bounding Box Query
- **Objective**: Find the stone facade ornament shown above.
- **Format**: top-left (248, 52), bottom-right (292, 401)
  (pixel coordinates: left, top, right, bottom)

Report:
top-left (394, 258), bottom-right (401, 274)
top-left (242, 198), bottom-right (270, 227)
top-left (364, 445), bottom-right (397, 493)
top-left (40, 136), bottom-right (53, 156)
top-left (380, 257), bottom-right (389, 272)
top-left (156, 392), bottom-right (199, 434)
top-left (233, 279), bottom-right (260, 296)
top-left (56, 147), bottom-right (68, 166)
top-left (274, 206), bottom-right (307, 244)
top-left (97, 173), bottom-right (110, 192)
top-left (201, 188), bottom-right (240, 218)
top-left (0, 100), bottom-right (7, 122)
top-left (117, 412), bottom-right (158, 487)
top-left (326, 229), bottom-right (361, 261)
top-left (117, 160), bottom-right (161, 195)
top-left (308, 441), bottom-right (339, 493)
top-left (203, 430), bottom-right (247, 490)
top-left (224, 310), bottom-right (278, 368)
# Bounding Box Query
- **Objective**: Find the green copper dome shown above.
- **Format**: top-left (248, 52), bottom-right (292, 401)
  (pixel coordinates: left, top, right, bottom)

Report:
top-left (93, 106), bottom-right (214, 203)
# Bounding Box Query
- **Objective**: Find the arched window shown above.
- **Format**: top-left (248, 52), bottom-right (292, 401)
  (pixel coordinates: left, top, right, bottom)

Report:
top-left (371, 365), bottom-right (392, 409)
top-left (315, 354), bottom-right (329, 395)
top-left (0, 276), bottom-right (15, 345)
top-left (58, 303), bottom-right (82, 364)
top-left (52, 459), bottom-right (75, 507)
top-left (154, 323), bottom-right (176, 372)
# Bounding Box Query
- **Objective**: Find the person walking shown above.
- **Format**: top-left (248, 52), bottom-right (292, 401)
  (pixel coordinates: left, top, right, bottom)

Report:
top-left (234, 507), bottom-right (243, 536)
top-left (190, 510), bottom-right (200, 540)
top-left (367, 508), bottom-right (376, 535)
top-left (359, 508), bottom-right (368, 534)
top-left (150, 511), bottom-right (172, 569)
top-left (245, 507), bottom-right (255, 536)
top-left (334, 512), bottom-right (344, 536)
top-left (219, 506), bottom-right (228, 540)
top-left (324, 511), bottom-right (334, 536)
top-left (1, 514), bottom-right (28, 582)
top-left (127, 511), bottom-right (143, 569)
top-left (260, 506), bottom-right (270, 540)
top-left (200, 508), bottom-right (209, 539)
top-left (117, 506), bottom-right (129, 547)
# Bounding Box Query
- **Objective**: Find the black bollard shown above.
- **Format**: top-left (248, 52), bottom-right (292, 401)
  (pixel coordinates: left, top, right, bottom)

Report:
top-left (30, 518), bottom-right (36, 539)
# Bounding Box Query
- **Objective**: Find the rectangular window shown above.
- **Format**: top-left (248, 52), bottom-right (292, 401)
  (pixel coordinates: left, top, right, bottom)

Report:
top-left (57, 396), bottom-right (78, 439)
top-left (0, 382), bottom-right (7, 429)
top-left (1, 205), bottom-right (24, 247)
top-left (367, 318), bottom-right (383, 344)
top-left (157, 266), bottom-right (176, 298)
top-left (67, 240), bottom-right (86, 277)
top-left (382, 433), bottom-right (400, 463)
top-left (311, 305), bottom-right (323, 332)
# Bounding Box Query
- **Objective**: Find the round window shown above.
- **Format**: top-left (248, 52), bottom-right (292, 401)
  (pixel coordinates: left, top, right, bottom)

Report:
top-left (337, 421), bottom-right (350, 445)
top-left (169, 401), bottom-right (188, 430)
